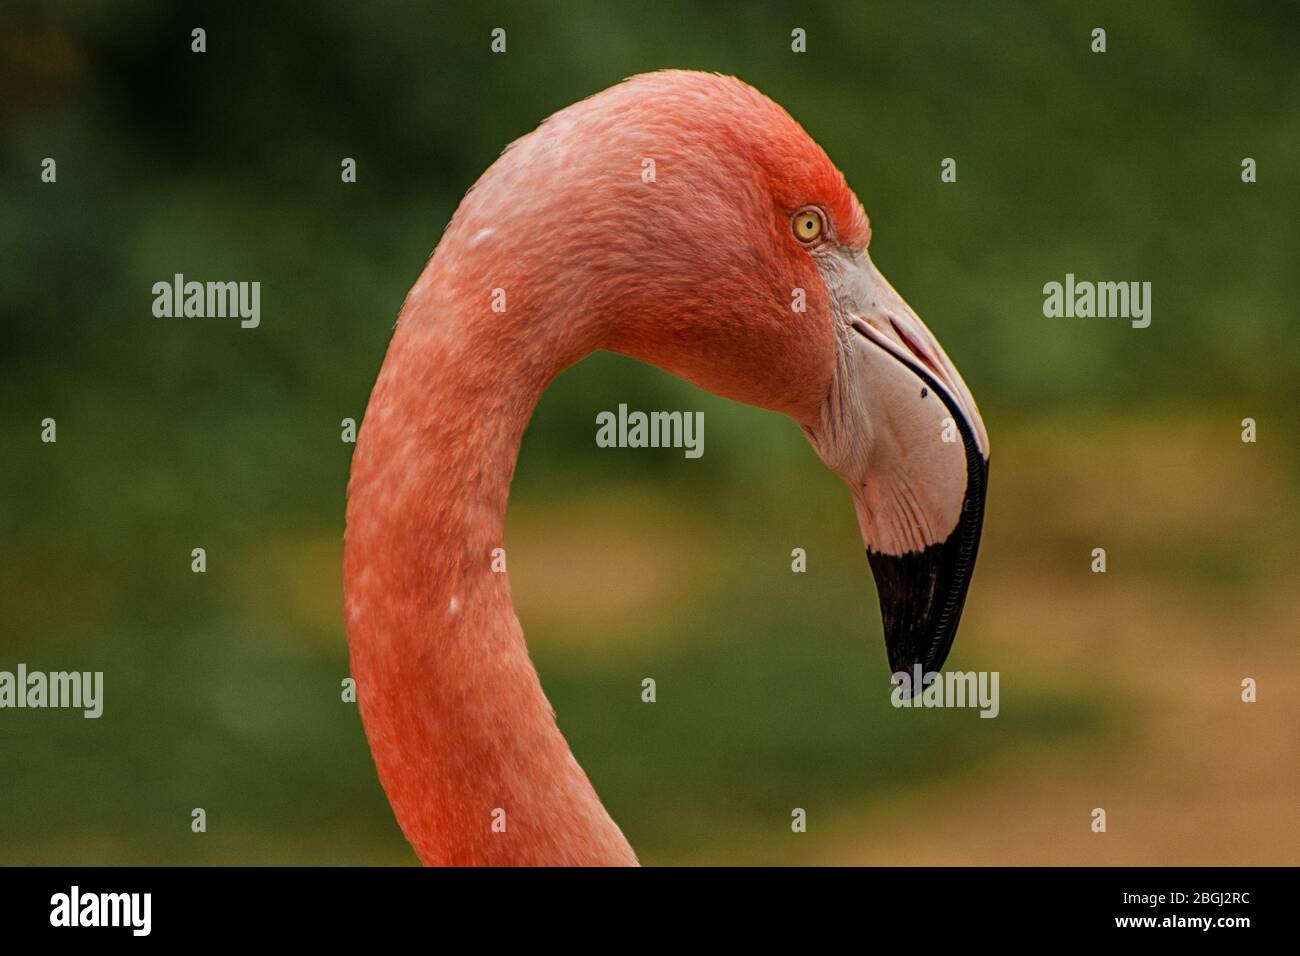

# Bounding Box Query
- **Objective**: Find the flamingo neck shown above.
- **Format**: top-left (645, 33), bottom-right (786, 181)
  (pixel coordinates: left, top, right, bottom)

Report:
top-left (343, 269), bottom-right (637, 866)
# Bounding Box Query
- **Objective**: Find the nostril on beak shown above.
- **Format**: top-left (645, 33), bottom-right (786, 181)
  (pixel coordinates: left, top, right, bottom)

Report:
top-left (888, 316), bottom-right (948, 388)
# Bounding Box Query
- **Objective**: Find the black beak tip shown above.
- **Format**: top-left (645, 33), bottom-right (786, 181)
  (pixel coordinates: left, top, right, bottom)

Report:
top-left (882, 617), bottom-right (959, 689)
top-left (868, 456), bottom-right (988, 682)
top-left (886, 644), bottom-right (947, 685)
top-left (869, 541), bottom-right (966, 678)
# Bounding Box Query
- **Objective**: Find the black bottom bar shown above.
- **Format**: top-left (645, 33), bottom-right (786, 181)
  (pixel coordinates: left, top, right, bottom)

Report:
top-left (0, 866), bottom-right (1277, 941)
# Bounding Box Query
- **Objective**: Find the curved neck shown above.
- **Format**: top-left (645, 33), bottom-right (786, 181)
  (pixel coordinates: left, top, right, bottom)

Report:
top-left (343, 262), bottom-right (636, 866)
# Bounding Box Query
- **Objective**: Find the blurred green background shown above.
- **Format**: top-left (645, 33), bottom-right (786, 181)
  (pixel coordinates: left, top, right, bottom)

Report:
top-left (1, 1), bottom-right (1296, 864)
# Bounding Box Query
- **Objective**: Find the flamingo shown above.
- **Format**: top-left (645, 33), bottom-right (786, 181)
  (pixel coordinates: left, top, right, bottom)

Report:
top-left (344, 71), bottom-right (989, 866)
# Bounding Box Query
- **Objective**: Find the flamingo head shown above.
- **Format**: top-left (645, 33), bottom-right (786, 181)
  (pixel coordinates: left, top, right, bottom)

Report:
top-left (484, 71), bottom-right (990, 678)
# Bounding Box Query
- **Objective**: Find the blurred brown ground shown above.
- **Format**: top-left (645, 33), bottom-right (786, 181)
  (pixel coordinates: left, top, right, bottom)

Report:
top-left (654, 420), bottom-right (1299, 865)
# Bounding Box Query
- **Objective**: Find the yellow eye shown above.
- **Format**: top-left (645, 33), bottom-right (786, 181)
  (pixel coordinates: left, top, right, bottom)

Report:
top-left (792, 208), bottom-right (824, 243)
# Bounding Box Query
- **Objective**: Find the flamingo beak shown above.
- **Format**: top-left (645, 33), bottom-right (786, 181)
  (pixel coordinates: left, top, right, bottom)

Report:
top-left (806, 252), bottom-right (989, 681)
